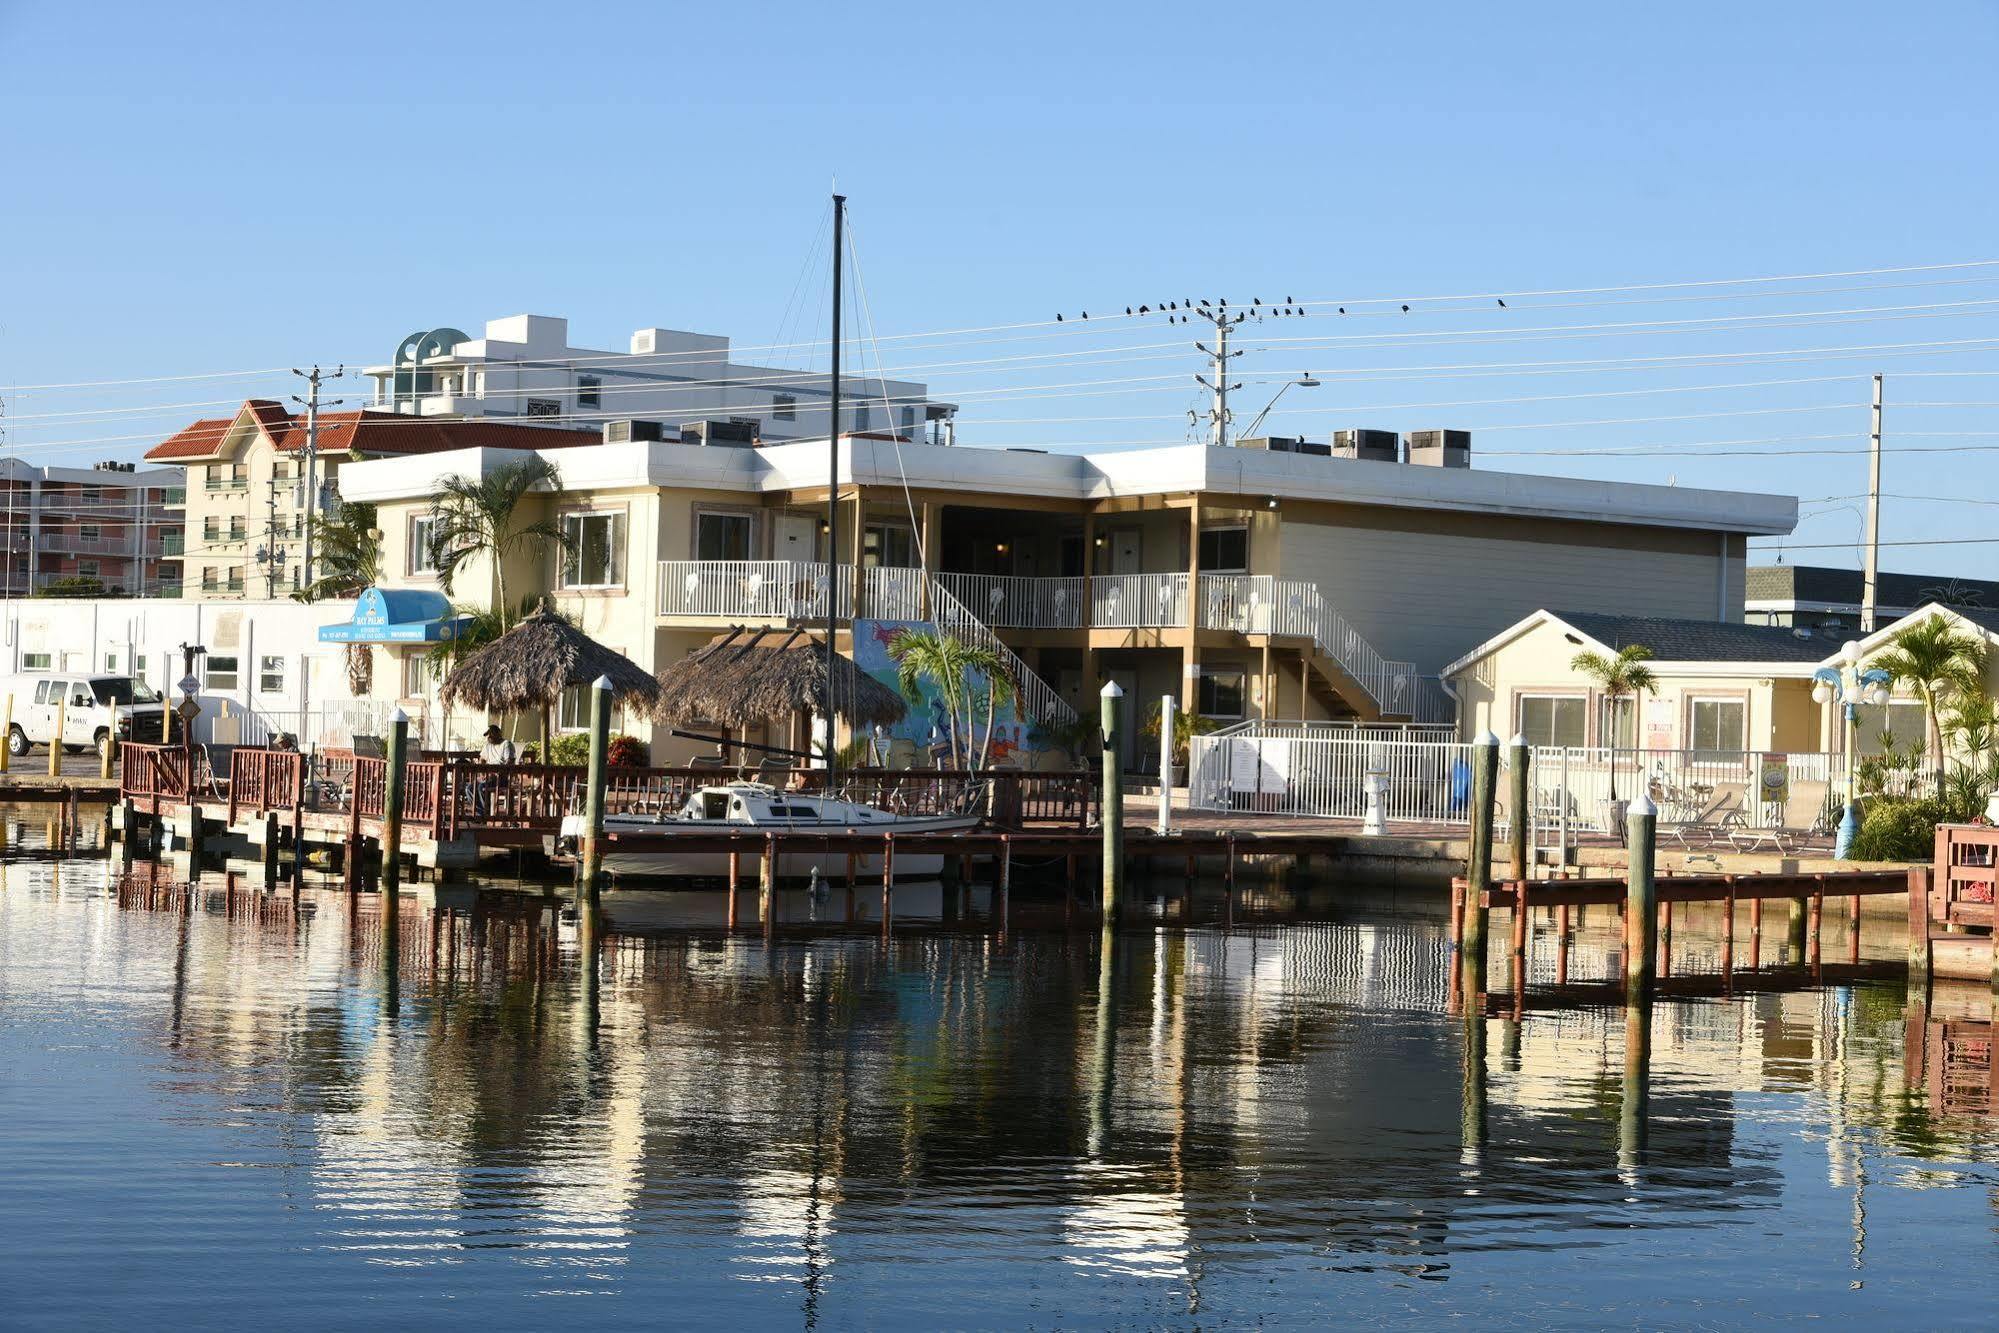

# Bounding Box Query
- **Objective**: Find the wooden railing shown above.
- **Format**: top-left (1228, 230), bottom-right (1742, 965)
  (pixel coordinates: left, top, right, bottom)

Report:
top-left (120, 742), bottom-right (188, 803)
top-left (227, 749), bottom-right (304, 822)
top-left (352, 757), bottom-right (447, 833)
top-left (1933, 824), bottom-right (1999, 932)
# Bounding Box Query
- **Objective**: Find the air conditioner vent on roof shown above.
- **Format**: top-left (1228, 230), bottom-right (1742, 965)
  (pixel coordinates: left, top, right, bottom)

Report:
top-left (603, 420), bottom-right (665, 444)
top-left (1407, 429), bottom-right (1472, 468)
top-left (1332, 429), bottom-right (1400, 463)
top-left (1238, 435), bottom-right (1331, 456)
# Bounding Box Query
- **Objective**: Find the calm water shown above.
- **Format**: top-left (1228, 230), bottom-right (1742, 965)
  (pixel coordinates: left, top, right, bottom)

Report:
top-left (4, 840), bottom-right (1999, 1328)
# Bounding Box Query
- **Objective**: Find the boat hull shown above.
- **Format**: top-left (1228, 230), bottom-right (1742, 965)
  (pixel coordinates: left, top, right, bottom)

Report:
top-left (595, 813), bottom-right (980, 882)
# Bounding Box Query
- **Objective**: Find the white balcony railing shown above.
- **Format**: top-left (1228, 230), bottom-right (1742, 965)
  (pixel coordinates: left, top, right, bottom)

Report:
top-left (928, 581), bottom-right (1077, 726)
top-left (1198, 573), bottom-right (1426, 718)
top-left (934, 573), bottom-right (1088, 628)
top-left (1092, 572), bottom-right (1189, 629)
top-left (658, 559), bottom-right (852, 620)
top-left (863, 565), bottom-right (924, 621)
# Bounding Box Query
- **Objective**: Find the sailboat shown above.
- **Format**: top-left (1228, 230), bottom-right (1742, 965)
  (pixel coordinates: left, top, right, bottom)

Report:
top-left (585, 195), bottom-right (982, 881)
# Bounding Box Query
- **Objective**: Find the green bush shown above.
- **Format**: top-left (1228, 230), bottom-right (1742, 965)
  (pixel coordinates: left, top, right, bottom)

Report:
top-left (1850, 797), bottom-right (1954, 862)
top-left (545, 732), bottom-right (645, 766)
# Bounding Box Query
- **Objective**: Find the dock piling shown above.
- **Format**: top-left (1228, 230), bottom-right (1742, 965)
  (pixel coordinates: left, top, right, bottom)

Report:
top-left (1462, 732), bottom-right (1499, 970)
top-left (1506, 733), bottom-right (1529, 883)
top-left (578, 675), bottom-right (612, 917)
top-left (48, 697), bottom-right (63, 779)
top-left (1099, 681), bottom-right (1125, 923)
top-left (1, 692), bottom-right (11, 773)
top-left (100, 723), bottom-right (117, 782)
top-left (1623, 793), bottom-right (1658, 996)
top-left (380, 709), bottom-right (408, 966)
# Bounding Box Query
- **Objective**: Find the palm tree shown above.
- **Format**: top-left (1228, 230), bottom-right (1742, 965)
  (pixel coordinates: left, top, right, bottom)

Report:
top-left (426, 458), bottom-right (571, 628)
top-left (886, 628), bottom-right (1018, 769)
top-left (1570, 643), bottom-right (1658, 800)
top-left (1875, 613), bottom-right (1988, 789)
top-left (290, 500), bottom-right (380, 604)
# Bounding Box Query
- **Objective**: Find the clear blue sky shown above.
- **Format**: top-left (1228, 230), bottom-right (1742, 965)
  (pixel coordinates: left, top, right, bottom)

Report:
top-left (5, 1), bottom-right (1998, 578)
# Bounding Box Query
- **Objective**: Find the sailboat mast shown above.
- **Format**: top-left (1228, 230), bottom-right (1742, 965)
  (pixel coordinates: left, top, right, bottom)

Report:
top-left (825, 194), bottom-right (845, 780)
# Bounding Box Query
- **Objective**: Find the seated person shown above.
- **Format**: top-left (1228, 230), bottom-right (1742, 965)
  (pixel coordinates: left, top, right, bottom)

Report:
top-left (476, 725), bottom-right (516, 814)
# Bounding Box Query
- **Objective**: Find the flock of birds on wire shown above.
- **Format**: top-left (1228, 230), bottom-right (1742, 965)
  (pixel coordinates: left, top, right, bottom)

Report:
top-left (1054, 296), bottom-right (1509, 322)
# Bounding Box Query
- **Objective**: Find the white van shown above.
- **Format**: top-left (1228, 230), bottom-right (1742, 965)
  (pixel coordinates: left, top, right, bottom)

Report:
top-left (2, 674), bottom-right (169, 759)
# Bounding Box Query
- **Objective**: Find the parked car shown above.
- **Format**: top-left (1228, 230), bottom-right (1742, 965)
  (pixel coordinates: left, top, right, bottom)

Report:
top-left (1, 673), bottom-right (169, 759)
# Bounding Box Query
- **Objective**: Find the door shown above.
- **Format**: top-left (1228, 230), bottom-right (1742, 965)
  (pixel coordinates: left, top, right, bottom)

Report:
top-left (63, 680), bottom-right (95, 746)
top-left (1107, 668), bottom-right (1138, 773)
top-left (28, 681), bottom-right (55, 742)
top-left (1110, 530), bottom-right (1142, 575)
top-left (773, 512), bottom-right (818, 564)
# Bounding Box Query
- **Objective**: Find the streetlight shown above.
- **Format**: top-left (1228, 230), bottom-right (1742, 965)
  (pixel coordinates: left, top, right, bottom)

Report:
top-left (1237, 373), bottom-right (1321, 441)
top-left (1813, 639), bottom-right (1891, 858)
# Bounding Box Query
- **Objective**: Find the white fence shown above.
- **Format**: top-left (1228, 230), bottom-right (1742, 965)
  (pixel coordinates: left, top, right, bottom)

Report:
top-left (935, 573), bottom-right (1088, 628)
top-left (1189, 727), bottom-right (1848, 840)
top-left (1093, 572), bottom-right (1189, 628)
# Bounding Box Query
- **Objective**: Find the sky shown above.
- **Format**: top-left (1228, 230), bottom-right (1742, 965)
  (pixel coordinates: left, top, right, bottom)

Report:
top-left (4, 1), bottom-right (1999, 579)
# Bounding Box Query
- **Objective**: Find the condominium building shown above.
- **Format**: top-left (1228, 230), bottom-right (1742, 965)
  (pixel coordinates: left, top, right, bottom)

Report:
top-left (0, 458), bottom-right (185, 598)
top-left (333, 425), bottom-right (1797, 761)
top-left (361, 314), bottom-right (957, 445)
top-left (145, 401), bottom-right (600, 601)
top-left (1747, 563), bottom-right (1999, 634)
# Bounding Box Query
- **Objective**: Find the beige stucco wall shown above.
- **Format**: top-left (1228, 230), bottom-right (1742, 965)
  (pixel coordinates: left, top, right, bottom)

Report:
top-left (1449, 617), bottom-right (1823, 752)
top-left (1279, 503), bottom-right (1743, 673)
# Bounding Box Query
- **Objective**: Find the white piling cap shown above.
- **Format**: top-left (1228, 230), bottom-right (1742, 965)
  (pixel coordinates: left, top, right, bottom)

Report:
top-left (593, 674), bottom-right (613, 691)
top-left (1476, 730), bottom-right (1500, 747)
top-left (390, 707), bottom-right (409, 725)
top-left (1509, 732), bottom-right (1528, 750)
top-left (1629, 792), bottom-right (1657, 817)
top-left (1101, 680), bottom-right (1124, 698)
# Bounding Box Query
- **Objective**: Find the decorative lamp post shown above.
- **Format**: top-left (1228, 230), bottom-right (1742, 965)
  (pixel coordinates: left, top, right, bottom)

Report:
top-left (1813, 639), bottom-right (1891, 859)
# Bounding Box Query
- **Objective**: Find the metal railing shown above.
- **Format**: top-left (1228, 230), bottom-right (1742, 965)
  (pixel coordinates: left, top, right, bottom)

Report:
top-left (862, 565), bottom-right (924, 620)
top-left (1197, 573), bottom-right (1423, 717)
top-left (1092, 571), bottom-right (1189, 628)
top-left (928, 580), bottom-right (1079, 725)
top-left (36, 533), bottom-right (137, 555)
top-left (657, 559), bottom-right (854, 620)
top-left (1187, 727), bottom-right (1848, 842)
top-left (934, 573), bottom-right (1088, 628)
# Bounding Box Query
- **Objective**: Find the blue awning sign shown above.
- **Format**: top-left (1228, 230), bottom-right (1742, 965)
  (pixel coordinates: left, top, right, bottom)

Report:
top-left (318, 587), bottom-right (471, 644)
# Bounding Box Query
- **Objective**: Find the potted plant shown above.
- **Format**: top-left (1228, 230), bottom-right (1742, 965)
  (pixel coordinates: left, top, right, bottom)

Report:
top-left (1569, 643), bottom-right (1657, 840)
top-left (1142, 703), bottom-right (1219, 789)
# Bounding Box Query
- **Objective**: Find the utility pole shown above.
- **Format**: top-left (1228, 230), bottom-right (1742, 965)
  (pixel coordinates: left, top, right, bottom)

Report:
top-left (292, 365), bottom-right (342, 594)
top-left (1861, 373), bottom-right (1883, 633)
top-left (1191, 306), bottom-right (1243, 448)
top-left (262, 469), bottom-right (280, 599)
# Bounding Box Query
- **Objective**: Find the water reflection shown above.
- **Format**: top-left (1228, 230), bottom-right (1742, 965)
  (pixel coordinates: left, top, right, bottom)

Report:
top-left (5, 854), bottom-right (1999, 1324)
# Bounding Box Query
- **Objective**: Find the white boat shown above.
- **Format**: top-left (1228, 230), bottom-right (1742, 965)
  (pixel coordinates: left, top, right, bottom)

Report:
top-left (559, 782), bottom-right (981, 880)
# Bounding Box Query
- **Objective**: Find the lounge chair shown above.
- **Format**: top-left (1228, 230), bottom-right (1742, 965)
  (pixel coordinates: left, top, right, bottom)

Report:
top-left (1728, 779), bottom-right (1831, 854)
top-left (1665, 782), bottom-right (1747, 847)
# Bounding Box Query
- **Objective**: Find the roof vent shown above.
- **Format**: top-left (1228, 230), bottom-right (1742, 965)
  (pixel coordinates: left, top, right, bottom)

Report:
top-left (1407, 429), bottom-right (1471, 468)
top-left (602, 419), bottom-right (664, 444)
top-left (1332, 429), bottom-right (1400, 463)
top-left (1791, 627), bottom-right (1813, 640)
top-left (679, 419), bottom-right (759, 448)
top-left (1238, 435), bottom-right (1331, 456)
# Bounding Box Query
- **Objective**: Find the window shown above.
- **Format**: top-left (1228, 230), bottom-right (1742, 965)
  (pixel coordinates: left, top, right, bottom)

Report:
top-left (103, 650), bottom-right (120, 673)
top-left (1688, 698), bottom-right (1746, 758)
top-left (207, 655), bottom-right (239, 691)
top-left (201, 568), bottom-right (218, 592)
top-left (226, 569), bottom-right (243, 592)
top-left (863, 523), bottom-right (915, 568)
top-left (693, 511), bottom-right (752, 562)
top-left (22, 652), bottom-right (50, 671)
top-left (561, 511), bottom-right (627, 588)
top-left (80, 524), bottom-right (100, 542)
top-left (773, 393), bottom-right (797, 421)
top-left (91, 678), bottom-right (158, 705)
top-left (1860, 700), bottom-right (1928, 757)
top-left (899, 406), bottom-right (916, 432)
top-left (258, 655), bottom-right (286, 694)
top-left (409, 515), bottom-right (441, 575)
top-left (558, 682), bottom-right (624, 733)
top-left (1519, 694), bottom-right (1587, 748)
top-left (228, 519), bottom-right (245, 541)
top-left (78, 561), bottom-right (98, 579)
top-left (525, 399), bottom-right (562, 418)
top-left (1198, 669), bottom-right (1247, 719)
top-left (854, 405), bottom-right (873, 431)
top-left (402, 655), bottom-right (432, 698)
top-left (1601, 695), bottom-right (1637, 749)
top-left (577, 375), bottom-right (601, 409)
top-left (1197, 526), bottom-right (1249, 573)
top-left (204, 517), bottom-right (221, 542)
top-left (474, 371), bottom-right (487, 399)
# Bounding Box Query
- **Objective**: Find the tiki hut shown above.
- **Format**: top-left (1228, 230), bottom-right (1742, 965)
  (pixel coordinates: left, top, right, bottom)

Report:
top-left (652, 627), bottom-right (906, 757)
top-left (439, 606), bottom-right (661, 751)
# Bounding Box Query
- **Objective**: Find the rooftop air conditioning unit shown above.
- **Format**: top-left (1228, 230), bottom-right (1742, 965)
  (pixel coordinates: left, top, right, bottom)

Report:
top-left (1406, 429), bottom-right (1471, 468)
top-left (679, 418), bottom-right (759, 448)
top-left (602, 419), bottom-right (665, 444)
top-left (1238, 435), bottom-right (1331, 456)
top-left (1332, 429), bottom-right (1400, 463)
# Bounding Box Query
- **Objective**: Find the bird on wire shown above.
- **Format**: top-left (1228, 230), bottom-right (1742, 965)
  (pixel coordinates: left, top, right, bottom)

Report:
top-left (1497, 298), bottom-right (1507, 308)
top-left (1401, 304), bottom-right (1410, 312)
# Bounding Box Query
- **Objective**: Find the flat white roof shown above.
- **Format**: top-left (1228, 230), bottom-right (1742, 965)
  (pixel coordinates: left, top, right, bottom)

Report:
top-left (340, 436), bottom-right (1798, 536)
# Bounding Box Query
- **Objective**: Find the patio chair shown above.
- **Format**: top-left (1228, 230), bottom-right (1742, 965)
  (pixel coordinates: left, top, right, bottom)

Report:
top-left (1727, 779), bottom-right (1830, 855)
top-left (1665, 782), bottom-right (1747, 847)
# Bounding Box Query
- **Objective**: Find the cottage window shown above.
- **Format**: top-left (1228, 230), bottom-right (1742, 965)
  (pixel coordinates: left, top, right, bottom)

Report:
top-left (258, 655), bottom-right (286, 694)
top-left (409, 515), bottom-right (441, 575)
top-left (558, 682), bottom-right (624, 733)
top-left (1858, 699), bottom-right (1928, 757)
top-left (694, 511), bottom-right (752, 562)
top-left (1601, 695), bottom-right (1638, 749)
top-left (561, 511), bottom-right (626, 589)
top-left (207, 655), bottom-right (240, 691)
top-left (1688, 698), bottom-right (1746, 758)
top-left (863, 523), bottom-right (915, 568)
top-left (1197, 526), bottom-right (1249, 573)
top-left (1518, 694), bottom-right (1587, 749)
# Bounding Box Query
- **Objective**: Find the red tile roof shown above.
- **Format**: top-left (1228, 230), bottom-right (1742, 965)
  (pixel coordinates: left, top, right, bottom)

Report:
top-left (144, 401), bottom-right (602, 461)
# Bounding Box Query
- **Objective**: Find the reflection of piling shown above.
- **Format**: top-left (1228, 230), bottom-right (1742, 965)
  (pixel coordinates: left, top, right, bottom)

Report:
top-left (1507, 733), bottom-right (1530, 883)
top-left (1624, 793), bottom-right (1658, 996)
top-left (881, 835), bottom-right (895, 940)
top-left (1906, 865), bottom-right (1933, 987)
top-left (1460, 1004), bottom-right (1488, 1161)
top-left (1099, 681), bottom-right (1125, 923)
top-left (579, 675), bottom-right (612, 915)
top-left (1461, 733), bottom-right (1499, 983)
top-left (997, 834), bottom-right (1012, 938)
top-left (1619, 994), bottom-right (1652, 1174)
top-left (1088, 924), bottom-right (1120, 1157)
top-left (380, 710), bottom-right (408, 969)
top-left (1786, 896), bottom-right (1808, 960)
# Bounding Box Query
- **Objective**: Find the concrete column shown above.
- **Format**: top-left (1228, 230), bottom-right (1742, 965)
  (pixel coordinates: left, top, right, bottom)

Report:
top-left (919, 499), bottom-right (939, 619)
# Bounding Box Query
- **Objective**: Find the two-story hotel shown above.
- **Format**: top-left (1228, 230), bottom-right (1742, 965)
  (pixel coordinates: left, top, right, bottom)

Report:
top-left (334, 425), bottom-right (1796, 761)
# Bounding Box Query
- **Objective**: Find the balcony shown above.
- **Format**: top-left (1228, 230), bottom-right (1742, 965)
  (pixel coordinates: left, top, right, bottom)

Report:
top-left (657, 561), bottom-right (927, 622)
top-left (160, 488), bottom-right (187, 507)
top-left (37, 533), bottom-right (136, 556)
top-left (158, 534), bottom-right (185, 556)
top-left (204, 477), bottom-right (249, 494)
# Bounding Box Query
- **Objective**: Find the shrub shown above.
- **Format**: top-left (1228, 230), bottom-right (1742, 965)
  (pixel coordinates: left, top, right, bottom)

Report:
top-left (1850, 797), bottom-right (1955, 862)
top-left (607, 735), bottom-right (649, 767)
top-left (546, 732), bottom-right (645, 766)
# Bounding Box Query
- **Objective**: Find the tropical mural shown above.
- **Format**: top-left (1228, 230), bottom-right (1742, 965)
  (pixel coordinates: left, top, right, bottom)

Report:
top-left (852, 619), bottom-right (1036, 766)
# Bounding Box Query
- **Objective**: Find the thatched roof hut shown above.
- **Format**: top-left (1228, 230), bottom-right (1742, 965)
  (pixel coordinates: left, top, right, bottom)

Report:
top-left (651, 627), bottom-right (906, 729)
top-left (440, 607), bottom-right (661, 716)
